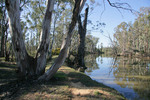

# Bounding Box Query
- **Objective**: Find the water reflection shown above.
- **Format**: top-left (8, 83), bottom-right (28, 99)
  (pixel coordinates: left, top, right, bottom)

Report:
top-left (84, 55), bottom-right (99, 73)
top-left (85, 55), bottom-right (150, 100)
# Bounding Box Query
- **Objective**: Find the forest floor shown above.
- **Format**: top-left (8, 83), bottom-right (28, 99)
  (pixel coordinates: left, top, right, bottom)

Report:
top-left (0, 56), bottom-right (125, 100)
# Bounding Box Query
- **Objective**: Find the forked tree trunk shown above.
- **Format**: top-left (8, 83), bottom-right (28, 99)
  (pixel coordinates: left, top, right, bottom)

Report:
top-left (38, 0), bottom-right (86, 81)
top-left (6, 0), bottom-right (86, 80)
top-left (6, 0), bottom-right (54, 78)
top-left (74, 7), bottom-right (89, 69)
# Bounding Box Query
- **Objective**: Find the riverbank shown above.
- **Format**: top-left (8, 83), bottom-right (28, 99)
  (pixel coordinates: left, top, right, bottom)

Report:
top-left (0, 57), bottom-right (125, 100)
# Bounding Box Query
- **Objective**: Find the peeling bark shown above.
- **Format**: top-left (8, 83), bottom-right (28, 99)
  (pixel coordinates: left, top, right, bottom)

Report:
top-left (6, 0), bottom-right (34, 77)
top-left (6, 0), bottom-right (86, 80)
top-left (6, 0), bottom-right (54, 78)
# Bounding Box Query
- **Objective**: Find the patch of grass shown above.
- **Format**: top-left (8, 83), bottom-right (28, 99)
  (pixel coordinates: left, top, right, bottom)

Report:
top-left (94, 91), bottom-right (102, 96)
top-left (0, 61), bottom-right (17, 86)
top-left (54, 71), bottom-right (68, 81)
top-left (45, 55), bottom-right (58, 70)
top-left (67, 71), bottom-right (108, 88)
top-left (0, 57), bottom-right (5, 62)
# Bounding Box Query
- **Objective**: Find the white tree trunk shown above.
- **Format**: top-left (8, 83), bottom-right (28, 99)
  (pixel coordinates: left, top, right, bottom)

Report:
top-left (36, 0), bottom-right (55, 75)
top-left (6, 0), bottom-right (34, 77)
top-left (39, 0), bottom-right (86, 81)
top-left (6, 0), bottom-right (54, 77)
top-left (48, 3), bottom-right (59, 59)
top-left (6, 0), bottom-right (86, 80)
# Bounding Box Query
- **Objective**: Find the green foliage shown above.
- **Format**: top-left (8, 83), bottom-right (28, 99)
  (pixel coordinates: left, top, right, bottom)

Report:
top-left (94, 91), bottom-right (102, 96)
top-left (16, 0), bottom-right (99, 58)
top-left (69, 32), bottom-right (99, 56)
top-left (20, 0), bottom-right (46, 56)
top-left (85, 34), bottom-right (99, 53)
top-left (113, 7), bottom-right (150, 55)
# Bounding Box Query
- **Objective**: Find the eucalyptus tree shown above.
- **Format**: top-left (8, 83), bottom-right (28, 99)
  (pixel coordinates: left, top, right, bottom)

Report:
top-left (6, 0), bottom-right (86, 80)
top-left (129, 7), bottom-right (150, 53)
top-left (114, 22), bottom-right (129, 53)
top-left (39, 0), bottom-right (86, 80)
top-left (0, 0), bottom-right (31, 58)
top-left (48, 1), bottom-right (60, 59)
top-left (53, 2), bottom-right (72, 50)
top-left (6, 0), bottom-right (56, 77)
top-left (85, 34), bottom-right (99, 53)
top-left (113, 7), bottom-right (150, 55)
top-left (136, 7), bottom-right (150, 53)
top-left (22, 0), bottom-right (46, 56)
top-left (74, 6), bottom-right (89, 69)
top-left (5, 0), bottom-right (137, 80)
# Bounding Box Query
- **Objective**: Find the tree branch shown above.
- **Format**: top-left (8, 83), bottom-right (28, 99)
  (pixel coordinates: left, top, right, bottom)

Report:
top-left (38, 2), bottom-right (44, 15)
top-left (106, 0), bottom-right (136, 13)
top-left (20, 0), bottom-right (30, 8)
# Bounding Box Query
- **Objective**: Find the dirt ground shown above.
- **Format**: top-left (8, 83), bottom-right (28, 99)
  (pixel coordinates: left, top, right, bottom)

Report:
top-left (0, 57), bottom-right (125, 100)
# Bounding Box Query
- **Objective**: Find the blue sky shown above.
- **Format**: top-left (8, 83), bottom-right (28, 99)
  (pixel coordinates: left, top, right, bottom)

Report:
top-left (86, 0), bottom-right (150, 47)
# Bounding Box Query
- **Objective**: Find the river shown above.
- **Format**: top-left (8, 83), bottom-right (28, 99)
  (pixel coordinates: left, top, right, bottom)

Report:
top-left (85, 55), bottom-right (150, 100)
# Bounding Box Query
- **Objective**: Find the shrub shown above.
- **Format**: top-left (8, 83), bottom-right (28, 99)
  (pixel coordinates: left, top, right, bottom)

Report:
top-left (52, 48), bottom-right (61, 55)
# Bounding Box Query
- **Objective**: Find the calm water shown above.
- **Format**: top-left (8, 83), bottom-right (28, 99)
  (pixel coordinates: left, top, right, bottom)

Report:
top-left (85, 55), bottom-right (150, 100)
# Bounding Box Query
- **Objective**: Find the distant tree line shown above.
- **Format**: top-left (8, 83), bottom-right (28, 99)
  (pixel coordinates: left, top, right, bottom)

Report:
top-left (112, 7), bottom-right (150, 57)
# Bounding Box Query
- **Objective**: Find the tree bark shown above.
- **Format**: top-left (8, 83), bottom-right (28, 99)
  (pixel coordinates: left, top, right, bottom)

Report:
top-left (74, 7), bottom-right (89, 69)
top-left (6, 0), bottom-right (35, 77)
top-left (4, 20), bottom-right (9, 61)
top-left (0, 30), bottom-right (5, 57)
top-left (36, 0), bottom-right (55, 76)
top-left (38, 0), bottom-right (86, 81)
top-left (5, 0), bottom-right (54, 77)
top-left (0, 5), bottom-right (6, 57)
top-left (48, 3), bottom-right (59, 60)
top-left (6, 0), bottom-right (86, 80)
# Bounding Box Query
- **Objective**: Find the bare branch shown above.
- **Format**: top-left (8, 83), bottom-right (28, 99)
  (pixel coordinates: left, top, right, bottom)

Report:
top-left (106, 0), bottom-right (136, 13)
top-left (116, 7), bottom-right (124, 18)
top-left (20, 0), bottom-right (30, 8)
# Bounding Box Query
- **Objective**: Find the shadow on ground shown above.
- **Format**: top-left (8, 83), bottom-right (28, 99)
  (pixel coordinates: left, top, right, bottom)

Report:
top-left (0, 60), bottom-right (125, 100)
